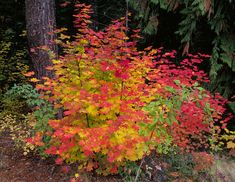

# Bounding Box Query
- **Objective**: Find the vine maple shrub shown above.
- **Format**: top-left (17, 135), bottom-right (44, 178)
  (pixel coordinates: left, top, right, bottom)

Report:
top-left (28, 3), bottom-right (230, 174)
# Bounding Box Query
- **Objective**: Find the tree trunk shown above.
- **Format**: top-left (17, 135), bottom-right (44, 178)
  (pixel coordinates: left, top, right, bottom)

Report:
top-left (25, 0), bottom-right (57, 79)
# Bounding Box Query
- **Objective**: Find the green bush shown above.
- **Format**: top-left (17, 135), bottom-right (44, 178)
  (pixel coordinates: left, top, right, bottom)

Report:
top-left (1, 84), bottom-right (37, 117)
top-left (1, 84), bottom-right (56, 132)
top-left (0, 84), bottom-right (56, 156)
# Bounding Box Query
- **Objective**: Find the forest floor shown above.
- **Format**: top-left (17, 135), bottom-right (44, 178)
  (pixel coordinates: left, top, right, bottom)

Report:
top-left (1, 132), bottom-right (235, 182)
top-left (0, 134), bottom-right (70, 182)
top-left (0, 133), bottom-right (123, 182)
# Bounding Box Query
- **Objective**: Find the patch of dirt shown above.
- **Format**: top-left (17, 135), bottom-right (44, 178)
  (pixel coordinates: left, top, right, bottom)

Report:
top-left (0, 134), bottom-right (71, 182)
top-left (0, 133), bottom-right (123, 182)
top-left (212, 156), bottom-right (235, 182)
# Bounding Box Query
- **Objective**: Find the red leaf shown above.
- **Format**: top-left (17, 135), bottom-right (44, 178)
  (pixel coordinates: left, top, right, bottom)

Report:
top-left (55, 158), bottom-right (63, 165)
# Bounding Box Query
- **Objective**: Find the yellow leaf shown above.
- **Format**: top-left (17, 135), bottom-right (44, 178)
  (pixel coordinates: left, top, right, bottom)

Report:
top-left (86, 105), bottom-right (98, 116)
top-left (30, 78), bottom-right (40, 82)
top-left (75, 173), bottom-right (79, 178)
top-left (227, 141), bottom-right (235, 149)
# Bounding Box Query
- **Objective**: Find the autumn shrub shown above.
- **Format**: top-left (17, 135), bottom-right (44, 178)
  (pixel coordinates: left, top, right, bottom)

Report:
top-left (149, 51), bottom-right (231, 152)
top-left (28, 3), bottom-right (230, 175)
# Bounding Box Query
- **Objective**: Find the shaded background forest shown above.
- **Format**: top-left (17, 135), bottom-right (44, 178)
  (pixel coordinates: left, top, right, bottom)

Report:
top-left (0, 0), bottom-right (234, 120)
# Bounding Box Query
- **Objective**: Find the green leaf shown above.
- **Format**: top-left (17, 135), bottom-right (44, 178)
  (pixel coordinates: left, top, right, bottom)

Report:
top-left (174, 80), bottom-right (181, 85)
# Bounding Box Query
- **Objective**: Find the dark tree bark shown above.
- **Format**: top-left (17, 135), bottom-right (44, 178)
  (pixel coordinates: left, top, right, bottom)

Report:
top-left (25, 0), bottom-right (57, 79)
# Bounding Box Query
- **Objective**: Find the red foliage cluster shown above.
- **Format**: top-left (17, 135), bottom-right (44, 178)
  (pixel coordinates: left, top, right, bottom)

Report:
top-left (150, 50), bottom-right (229, 151)
top-left (192, 151), bottom-right (214, 171)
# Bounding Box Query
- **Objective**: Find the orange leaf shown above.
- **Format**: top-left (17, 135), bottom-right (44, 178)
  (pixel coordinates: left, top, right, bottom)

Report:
top-left (46, 66), bottom-right (54, 70)
top-left (170, 172), bottom-right (181, 177)
top-left (42, 76), bottom-right (49, 80)
top-left (23, 71), bottom-right (35, 77)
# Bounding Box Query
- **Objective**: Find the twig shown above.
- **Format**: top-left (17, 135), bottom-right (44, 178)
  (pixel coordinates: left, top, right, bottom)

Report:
top-left (134, 157), bottom-right (144, 182)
